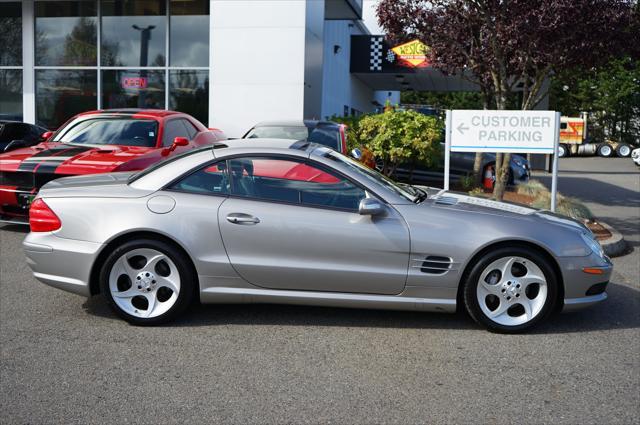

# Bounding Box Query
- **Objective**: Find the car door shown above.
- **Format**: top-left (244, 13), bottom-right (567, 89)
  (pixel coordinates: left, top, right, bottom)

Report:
top-left (217, 155), bottom-right (411, 295)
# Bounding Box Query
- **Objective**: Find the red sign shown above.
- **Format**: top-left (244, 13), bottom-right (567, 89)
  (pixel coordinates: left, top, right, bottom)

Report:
top-left (122, 77), bottom-right (148, 89)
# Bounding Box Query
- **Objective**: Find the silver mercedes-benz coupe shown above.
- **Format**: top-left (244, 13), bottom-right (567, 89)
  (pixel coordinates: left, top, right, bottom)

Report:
top-left (23, 139), bottom-right (612, 332)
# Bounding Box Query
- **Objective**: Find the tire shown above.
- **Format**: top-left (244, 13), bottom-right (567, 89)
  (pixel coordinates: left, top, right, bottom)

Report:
top-left (557, 144), bottom-right (569, 157)
top-left (597, 143), bottom-right (613, 157)
top-left (615, 143), bottom-right (631, 157)
top-left (99, 238), bottom-right (196, 325)
top-left (463, 246), bottom-right (558, 333)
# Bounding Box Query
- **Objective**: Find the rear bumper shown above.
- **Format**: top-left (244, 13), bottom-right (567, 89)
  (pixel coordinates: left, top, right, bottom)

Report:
top-left (23, 232), bottom-right (102, 297)
top-left (559, 252), bottom-right (612, 312)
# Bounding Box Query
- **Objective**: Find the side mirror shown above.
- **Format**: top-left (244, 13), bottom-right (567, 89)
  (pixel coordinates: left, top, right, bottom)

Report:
top-left (358, 198), bottom-right (385, 216)
top-left (172, 136), bottom-right (189, 147)
top-left (162, 136), bottom-right (190, 156)
top-left (351, 148), bottom-right (362, 160)
top-left (4, 140), bottom-right (27, 152)
top-left (40, 131), bottom-right (53, 141)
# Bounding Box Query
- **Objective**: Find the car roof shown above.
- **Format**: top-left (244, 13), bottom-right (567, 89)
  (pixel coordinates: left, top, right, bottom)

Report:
top-left (76, 109), bottom-right (185, 119)
top-left (220, 138), bottom-right (313, 151)
top-left (251, 120), bottom-right (340, 128)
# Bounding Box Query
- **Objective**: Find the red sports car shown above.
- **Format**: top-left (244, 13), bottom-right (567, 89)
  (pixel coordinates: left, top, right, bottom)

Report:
top-left (0, 109), bottom-right (226, 223)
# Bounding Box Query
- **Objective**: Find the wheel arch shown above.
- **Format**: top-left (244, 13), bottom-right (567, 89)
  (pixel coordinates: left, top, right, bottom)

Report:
top-left (455, 239), bottom-right (565, 313)
top-left (89, 230), bottom-right (199, 297)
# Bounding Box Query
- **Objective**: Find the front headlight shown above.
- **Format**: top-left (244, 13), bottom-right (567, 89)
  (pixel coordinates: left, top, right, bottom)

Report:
top-left (581, 232), bottom-right (604, 258)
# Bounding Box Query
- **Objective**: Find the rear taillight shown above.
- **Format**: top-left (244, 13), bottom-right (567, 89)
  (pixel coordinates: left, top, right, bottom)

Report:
top-left (29, 198), bottom-right (61, 232)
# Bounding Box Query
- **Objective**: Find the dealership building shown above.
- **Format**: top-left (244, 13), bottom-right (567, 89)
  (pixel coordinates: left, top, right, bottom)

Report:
top-left (0, 0), bottom-right (488, 137)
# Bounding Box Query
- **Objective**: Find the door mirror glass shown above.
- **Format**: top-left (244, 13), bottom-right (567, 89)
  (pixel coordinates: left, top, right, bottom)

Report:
top-left (358, 198), bottom-right (384, 216)
top-left (351, 148), bottom-right (362, 160)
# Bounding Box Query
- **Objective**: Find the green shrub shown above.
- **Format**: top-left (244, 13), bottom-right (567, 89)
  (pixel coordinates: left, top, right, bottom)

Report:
top-left (459, 174), bottom-right (478, 192)
top-left (356, 109), bottom-right (443, 176)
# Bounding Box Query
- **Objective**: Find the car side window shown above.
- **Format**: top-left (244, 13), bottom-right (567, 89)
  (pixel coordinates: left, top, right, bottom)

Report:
top-left (169, 161), bottom-right (229, 195)
top-left (162, 120), bottom-right (191, 147)
top-left (228, 157), bottom-right (367, 211)
top-left (181, 119), bottom-right (199, 139)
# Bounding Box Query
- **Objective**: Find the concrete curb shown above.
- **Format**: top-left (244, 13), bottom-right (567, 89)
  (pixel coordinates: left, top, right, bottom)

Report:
top-left (598, 221), bottom-right (628, 258)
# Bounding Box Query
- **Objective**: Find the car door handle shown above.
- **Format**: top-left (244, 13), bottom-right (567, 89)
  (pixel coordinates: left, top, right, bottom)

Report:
top-left (226, 213), bottom-right (260, 225)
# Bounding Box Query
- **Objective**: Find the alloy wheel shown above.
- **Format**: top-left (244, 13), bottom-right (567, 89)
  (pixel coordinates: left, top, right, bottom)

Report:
top-left (108, 248), bottom-right (181, 318)
top-left (476, 256), bottom-right (548, 327)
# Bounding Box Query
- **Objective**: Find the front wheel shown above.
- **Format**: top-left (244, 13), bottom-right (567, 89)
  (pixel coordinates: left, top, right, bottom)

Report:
top-left (99, 239), bottom-right (196, 325)
top-left (558, 144), bottom-right (569, 157)
top-left (463, 247), bottom-right (558, 333)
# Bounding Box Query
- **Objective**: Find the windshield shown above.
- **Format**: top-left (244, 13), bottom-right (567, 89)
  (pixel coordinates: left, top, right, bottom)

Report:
top-left (245, 126), bottom-right (309, 140)
top-left (53, 117), bottom-right (158, 147)
top-left (318, 149), bottom-right (417, 202)
top-left (245, 125), bottom-right (341, 151)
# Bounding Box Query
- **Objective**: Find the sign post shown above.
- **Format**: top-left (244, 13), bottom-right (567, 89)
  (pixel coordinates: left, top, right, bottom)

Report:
top-left (446, 110), bottom-right (560, 211)
top-left (550, 112), bottom-right (561, 211)
top-left (444, 110), bottom-right (452, 191)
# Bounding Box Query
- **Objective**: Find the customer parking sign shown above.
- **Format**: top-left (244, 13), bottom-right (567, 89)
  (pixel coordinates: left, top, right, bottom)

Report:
top-left (450, 110), bottom-right (557, 153)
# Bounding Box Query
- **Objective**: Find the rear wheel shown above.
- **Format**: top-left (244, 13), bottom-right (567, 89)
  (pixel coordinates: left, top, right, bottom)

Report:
top-left (99, 239), bottom-right (196, 325)
top-left (463, 246), bottom-right (558, 333)
top-left (597, 143), bottom-right (613, 157)
top-left (616, 143), bottom-right (631, 157)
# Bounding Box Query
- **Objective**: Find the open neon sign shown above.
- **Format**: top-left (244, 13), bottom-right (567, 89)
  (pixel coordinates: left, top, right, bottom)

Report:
top-left (121, 77), bottom-right (148, 89)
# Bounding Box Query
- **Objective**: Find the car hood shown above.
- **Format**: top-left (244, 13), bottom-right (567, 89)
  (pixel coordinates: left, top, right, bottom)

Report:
top-left (0, 142), bottom-right (158, 174)
top-left (429, 192), bottom-right (587, 233)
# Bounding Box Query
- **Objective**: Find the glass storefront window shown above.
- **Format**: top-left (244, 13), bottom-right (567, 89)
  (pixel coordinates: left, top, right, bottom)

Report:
top-left (35, 70), bottom-right (97, 129)
top-left (101, 0), bottom-right (167, 67)
top-left (170, 0), bottom-right (209, 67)
top-left (35, 1), bottom-right (98, 66)
top-left (102, 70), bottom-right (165, 109)
top-left (169, 70), bottom-right (208, 125)
top-left (0, 2), bottom-right (22, 66)
top-left (0, 70), bottom-right (23, 121)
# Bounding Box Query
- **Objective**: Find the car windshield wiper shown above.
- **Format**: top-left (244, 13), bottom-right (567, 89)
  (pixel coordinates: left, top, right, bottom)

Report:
top-left (399, 183), bottom-right (428, 203)
top-left (413, 186), bottom-right (428, 203)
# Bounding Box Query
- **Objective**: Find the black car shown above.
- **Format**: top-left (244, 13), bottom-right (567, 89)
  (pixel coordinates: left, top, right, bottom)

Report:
top-left (0, 121), bottom-right (49, 152)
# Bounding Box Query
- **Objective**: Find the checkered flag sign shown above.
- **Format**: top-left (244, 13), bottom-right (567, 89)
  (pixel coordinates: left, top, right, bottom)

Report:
top-left (369, 36), bottom-right (384, 71)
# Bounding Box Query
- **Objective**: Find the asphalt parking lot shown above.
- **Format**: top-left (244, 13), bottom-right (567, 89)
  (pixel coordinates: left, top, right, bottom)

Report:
top-left (1, 157), bottom-right (638, 424)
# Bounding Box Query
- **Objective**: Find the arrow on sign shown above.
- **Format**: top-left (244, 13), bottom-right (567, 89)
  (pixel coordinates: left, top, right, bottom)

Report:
top-left (457, 123), bottom-right (469, 135)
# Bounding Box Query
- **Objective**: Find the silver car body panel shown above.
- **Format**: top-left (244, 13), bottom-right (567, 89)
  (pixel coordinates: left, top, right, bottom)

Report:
top-left (23, 139), bottom-right (611, 314)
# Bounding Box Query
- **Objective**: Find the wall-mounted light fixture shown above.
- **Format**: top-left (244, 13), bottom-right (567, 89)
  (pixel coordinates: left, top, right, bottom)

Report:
top-left (333, 45), bottom-right (342, 54)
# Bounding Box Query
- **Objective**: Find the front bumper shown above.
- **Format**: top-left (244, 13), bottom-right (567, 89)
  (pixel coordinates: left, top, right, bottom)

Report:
top-left (559, 251), bottom-right (612, 312)
top-left (0, 185), bottom-right (35, 219)
top-left (23, 232), bottom-right (103, 297)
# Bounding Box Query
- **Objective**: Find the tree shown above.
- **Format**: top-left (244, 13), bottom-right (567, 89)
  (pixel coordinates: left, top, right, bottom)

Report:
top-left (356, 110), bottom-right (442, 177)
top-left (550, 56), bottom-right (640, 145)
top-left (377, 0), bottom-right (635, 199)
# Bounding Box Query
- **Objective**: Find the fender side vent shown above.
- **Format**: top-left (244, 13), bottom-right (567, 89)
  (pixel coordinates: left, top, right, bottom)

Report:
top-left (421, 256), bottom-right (452, 274)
